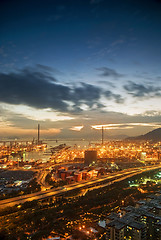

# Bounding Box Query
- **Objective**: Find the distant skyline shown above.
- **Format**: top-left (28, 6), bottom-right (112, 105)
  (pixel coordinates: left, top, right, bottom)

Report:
top-left (0, 0), bottom-right (161, 139)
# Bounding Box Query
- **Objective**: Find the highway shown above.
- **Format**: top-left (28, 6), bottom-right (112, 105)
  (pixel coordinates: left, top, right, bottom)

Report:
top-left (36, 169), bottom-right (50, 191)
top-left (0, 165), bottom-right (160, 209)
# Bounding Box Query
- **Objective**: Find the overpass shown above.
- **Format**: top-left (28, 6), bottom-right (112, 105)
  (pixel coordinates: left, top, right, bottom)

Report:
top-left (0, 165), bottom-right (160, 209)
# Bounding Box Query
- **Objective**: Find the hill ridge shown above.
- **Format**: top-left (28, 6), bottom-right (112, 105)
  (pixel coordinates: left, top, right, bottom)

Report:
top-left (127, 127), bottom-right (161, 141)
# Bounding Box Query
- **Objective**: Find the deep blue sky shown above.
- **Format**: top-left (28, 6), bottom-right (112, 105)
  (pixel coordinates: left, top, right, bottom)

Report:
top-left (0, 0), bottom-right (161, 139)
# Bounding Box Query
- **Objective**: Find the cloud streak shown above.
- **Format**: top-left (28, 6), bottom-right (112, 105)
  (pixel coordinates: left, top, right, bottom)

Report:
top-left (124, 81), bottom-right (161, 98)
top-left (70, 126), bottom-right (84, 131)
top-left (92, 122), bottom-right (161, 130)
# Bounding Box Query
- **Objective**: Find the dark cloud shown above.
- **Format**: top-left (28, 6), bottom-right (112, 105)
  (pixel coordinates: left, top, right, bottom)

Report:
top-left (0, 66), bottom-right (125, 113)
top-left (0, 67), bottom-right (70, 111)
top-left (104, 91), bottom-right (124, 103)
top-left (0, 65), bottom-right (127, 115)
top-left (96, 67), bottom-right (124, 78)
top-left (73, 83), bottom-right (101, 108)
top-left (124, 81), bottom-right (161, 97)
top-left (113, 94), bottom-right (124, 104)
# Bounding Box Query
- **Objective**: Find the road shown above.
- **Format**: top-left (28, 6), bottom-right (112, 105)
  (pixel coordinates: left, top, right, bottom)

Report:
top-left (36, 169), bottom-right (50, 191)
top-left (0, 165), bottom-right (160, 209)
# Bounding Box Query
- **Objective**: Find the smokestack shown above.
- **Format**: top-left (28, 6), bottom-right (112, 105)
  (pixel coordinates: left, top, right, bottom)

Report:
top-left (102, 126), bottom-right (104, 145)
top-left (38, 124), bottom-right (40, 144)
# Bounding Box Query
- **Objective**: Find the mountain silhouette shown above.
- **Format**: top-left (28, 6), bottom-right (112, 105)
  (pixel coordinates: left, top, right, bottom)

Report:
top-left (127, 128), bottom-right (161, 141)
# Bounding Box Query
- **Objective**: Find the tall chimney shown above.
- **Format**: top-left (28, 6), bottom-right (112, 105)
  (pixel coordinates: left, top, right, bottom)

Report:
top-left (38, 124), bottom-right (40, 144)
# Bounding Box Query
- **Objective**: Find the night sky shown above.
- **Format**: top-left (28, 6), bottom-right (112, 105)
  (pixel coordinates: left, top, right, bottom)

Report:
top-left (0, 0), bottom-right (161, 139)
